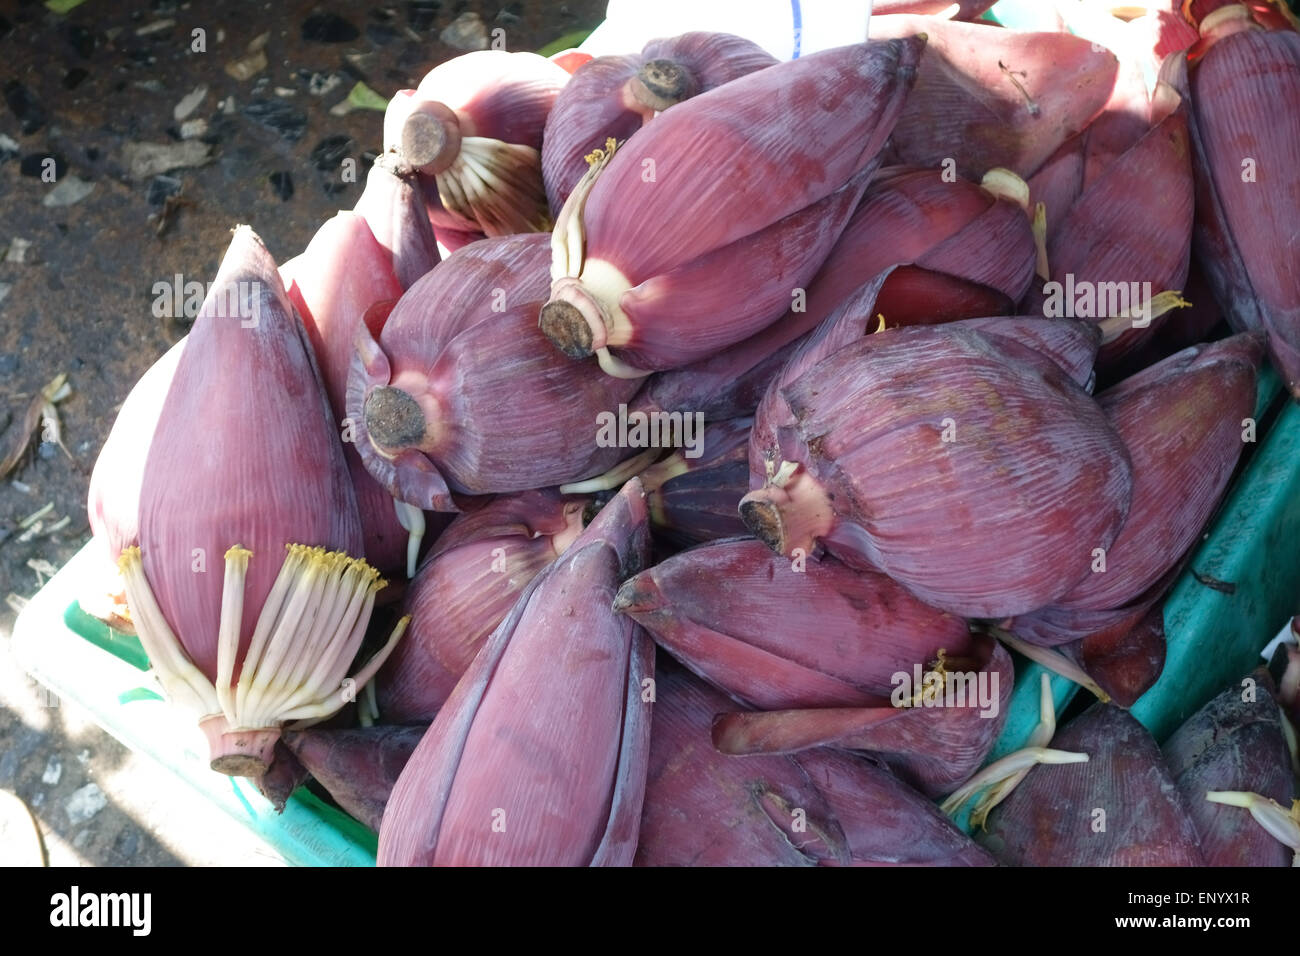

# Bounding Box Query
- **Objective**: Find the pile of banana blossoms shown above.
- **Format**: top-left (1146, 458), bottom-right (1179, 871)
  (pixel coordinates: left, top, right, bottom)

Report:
top-left (86, 14), bottom-right (1300, 866)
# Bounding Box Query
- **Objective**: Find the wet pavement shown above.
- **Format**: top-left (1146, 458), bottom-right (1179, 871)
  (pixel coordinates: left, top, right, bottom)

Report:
top-left (0, 0), bottom-right (604, 865)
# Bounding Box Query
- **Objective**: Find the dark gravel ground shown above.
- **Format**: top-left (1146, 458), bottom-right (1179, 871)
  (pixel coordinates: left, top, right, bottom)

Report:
top-left (0, 0), bottom-right (603, 866)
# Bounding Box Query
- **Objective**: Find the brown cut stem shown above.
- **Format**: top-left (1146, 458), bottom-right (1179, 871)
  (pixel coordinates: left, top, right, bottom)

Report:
top-left (201, 716), bottom-right (280, 777)
top-left (738, 464), bottom-right (836, 558)
top-left (364, 386), bottom-right (428, 451)
top-left (540, 300), bottom-right (595, 358)
top-left (628, 59), bottom-right (699, 113)
top-left (400, 100), bottom-right (461, 175)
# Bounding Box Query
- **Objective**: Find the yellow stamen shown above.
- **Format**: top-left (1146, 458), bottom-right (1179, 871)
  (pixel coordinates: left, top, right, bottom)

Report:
top-left (584, 136), bottom-right (620, 167)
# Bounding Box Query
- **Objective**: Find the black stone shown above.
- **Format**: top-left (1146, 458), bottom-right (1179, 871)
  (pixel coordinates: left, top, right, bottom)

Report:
top-left (146, 174), bottom-right (182, 206)
top-left (20, 152), bottom-right (67, 179)
top-left (396, 41), bottom-right (426, 71)
top-left (4, 81), bottom-right (47, 135)
top-left (84, 146), bottom-right (99, 161)
top-left (220, 145), bottom-right (258, 182)
top-left (407, 1), bottom-right (440, 32)
top-left (321, 179), bottom-right (349, 197)
top-left (67, 23), bottom-right (96, 58)
top-left (0, 15), bottom-right (12, 41)
top-left (126, 48), bottom-right (156, 67)
top-left (201, 115), bottom-right (236, 145)
top-left (366, 22), bottom-right (400, 45)
top-left (309, 134), bottom-right (351, 170)
top-left (242, 99), bottom-right (308, 142)
top-left (62, 67), bottom-right (89, 90)
top-left (302, 12), bottom-right (360, 43)
top-left (268, 170), bottom-right (294, 201)
top-left (113, 826), bottom-right (141, 860)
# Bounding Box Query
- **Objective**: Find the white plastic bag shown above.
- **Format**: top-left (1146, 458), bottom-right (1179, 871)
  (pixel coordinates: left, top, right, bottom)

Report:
top-left (578, 0), bottom-right (876, 61)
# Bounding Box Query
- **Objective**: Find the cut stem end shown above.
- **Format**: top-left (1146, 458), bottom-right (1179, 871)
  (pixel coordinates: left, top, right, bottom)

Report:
top-left (201, 717), bottom-right (279, 778)
top-left (364, 385), bottom-right (429, 451)
top-left (540, 299), bottom-right (596, 358)
top-left (629, 59), bottom-right (698, 112)
top-left (739, 465), bottom-right (835, 558)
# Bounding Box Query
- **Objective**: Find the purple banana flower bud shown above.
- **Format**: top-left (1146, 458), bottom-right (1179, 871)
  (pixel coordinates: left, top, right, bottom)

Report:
top-left (382, 50), bottom-right (570, 238)
top-left (980, 702), bottom-right (1205, 865)
top-left (375, 489), bottom-right (587, 722)
top-left (378, 479), bottom-right (653, 866)
top-left (541, 32), bottom-right (776, 215)
top-left (348, 233), bottom-right (641, 510)
top-left (1175, 12), bottom-right (1300, 395)
top-left (615, 539), bottom-right (973, 714)
top-left (869, 15), bottom-right (1119, 180)
top-left (120, 227), bottom-right (406, 776)
top-left (539, 38), bottom-right (925, 377)
top-left (1163, 668), bottom-right (1297, 866)
top-left (282, 725), bottom-right (427, 833)
top-left (743, 322), bottom-right (1131, 618)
